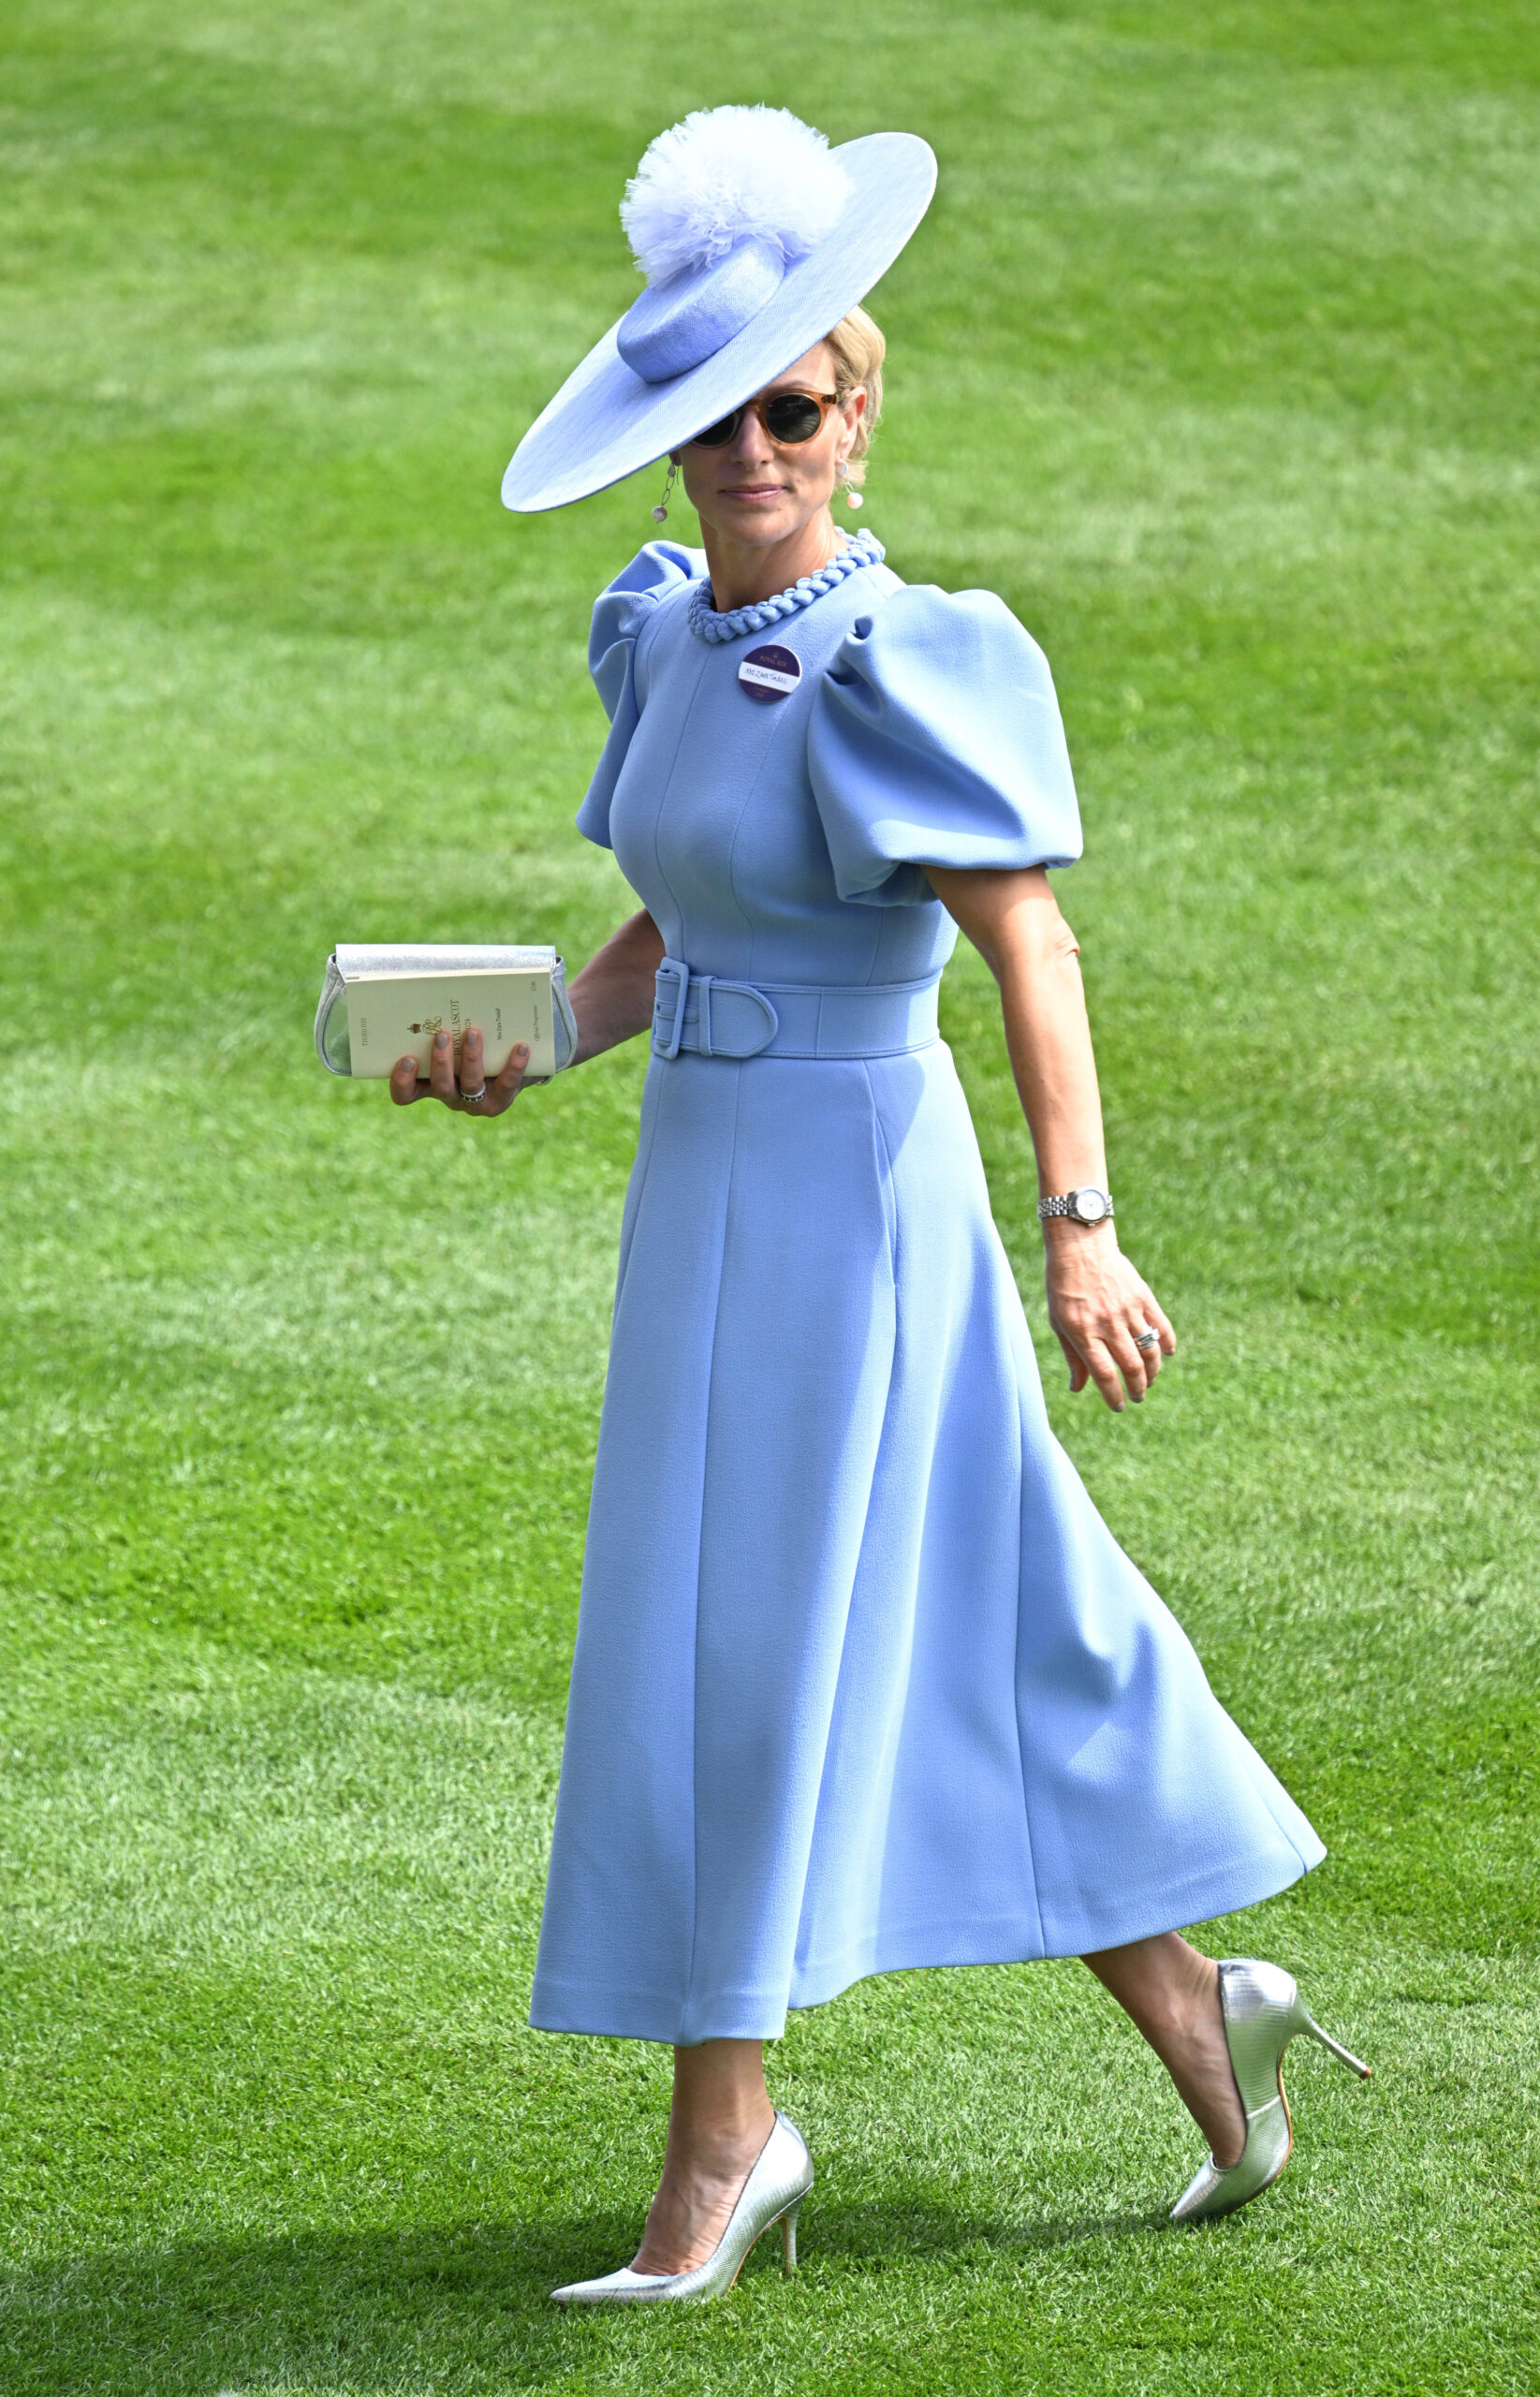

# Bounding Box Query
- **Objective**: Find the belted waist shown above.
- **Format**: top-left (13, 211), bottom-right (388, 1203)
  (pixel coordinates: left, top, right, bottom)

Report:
top-left (652, 957), bottom-right (941, 1062)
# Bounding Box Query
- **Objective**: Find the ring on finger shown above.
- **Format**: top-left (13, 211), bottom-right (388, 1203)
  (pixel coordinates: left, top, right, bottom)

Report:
top-left (1134, 1325), bottom-right (1160, 1351)
top-left (459, 1084), bottom-right (489, 1108)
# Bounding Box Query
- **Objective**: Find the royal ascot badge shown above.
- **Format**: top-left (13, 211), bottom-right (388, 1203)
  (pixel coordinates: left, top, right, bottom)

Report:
top-left (738, 644), bottom-right (801, 704)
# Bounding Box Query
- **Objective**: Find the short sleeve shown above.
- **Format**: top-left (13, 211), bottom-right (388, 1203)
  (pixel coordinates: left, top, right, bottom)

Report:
top-left (805, 584), bottom-right (1083, 904)
top-left (576, 541), bottom-right (704, 848)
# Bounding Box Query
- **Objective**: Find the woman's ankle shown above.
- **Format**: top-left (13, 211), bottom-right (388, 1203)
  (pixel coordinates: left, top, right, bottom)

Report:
top-left (1083, 1932), bottom-right (1212, 2038)
top-left (1137, 1949), bottom-right (1220, 2045)
top-left (665, 2037), bottom-right (774, 2175)
top-left (1081, 1936), bottom-right (1245, 2162)
top-left (663, 2097), bottom-right (775, 2182)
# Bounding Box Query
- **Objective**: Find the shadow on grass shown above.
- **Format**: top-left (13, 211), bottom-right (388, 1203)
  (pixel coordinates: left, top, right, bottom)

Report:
top-left (812, 2197), bottom-right (1165, 2258)
top-left (0, 2196), bottom-right (1161, 2392)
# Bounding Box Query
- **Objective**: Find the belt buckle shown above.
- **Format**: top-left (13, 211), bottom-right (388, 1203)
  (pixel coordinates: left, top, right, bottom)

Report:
top-left (653, 956), bottom-right (690, 1060)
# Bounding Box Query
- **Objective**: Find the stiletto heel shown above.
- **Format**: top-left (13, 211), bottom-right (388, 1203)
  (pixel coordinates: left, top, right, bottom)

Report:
top-left (551, 2111), bottom-right (814, 2304)
top-left (1300, 2009), bottom-right (1372, 2081)
top-left (1169, 1960), bottom-right (1371, 2226)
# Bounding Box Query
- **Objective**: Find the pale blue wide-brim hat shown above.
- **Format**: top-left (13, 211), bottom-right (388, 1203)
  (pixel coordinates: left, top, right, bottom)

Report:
top-left (502, 107), bottom-right (937, 514)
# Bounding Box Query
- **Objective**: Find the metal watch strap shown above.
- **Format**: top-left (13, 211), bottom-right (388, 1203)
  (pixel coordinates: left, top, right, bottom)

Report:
top-left (1037, 1189), bottom-right (1115, 1223)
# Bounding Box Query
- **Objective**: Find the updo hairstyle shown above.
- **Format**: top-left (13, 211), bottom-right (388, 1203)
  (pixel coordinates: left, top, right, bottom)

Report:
top-left (826, 304), bottom-right (885, 490)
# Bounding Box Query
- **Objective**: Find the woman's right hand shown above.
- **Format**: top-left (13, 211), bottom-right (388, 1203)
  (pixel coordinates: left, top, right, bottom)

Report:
top-left (389, 1025), bottom-right (531, 1119)
top-left (386, 908), bottom-right (658, 1123)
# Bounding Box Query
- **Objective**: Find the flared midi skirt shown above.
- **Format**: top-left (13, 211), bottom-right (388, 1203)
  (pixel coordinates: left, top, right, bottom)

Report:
top-left (530, 1040), bottom-right (1323, 2043)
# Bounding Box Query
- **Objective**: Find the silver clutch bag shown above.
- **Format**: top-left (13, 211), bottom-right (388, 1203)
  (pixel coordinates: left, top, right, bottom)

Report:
top-left (315, 944), bottom-right (578, 1084)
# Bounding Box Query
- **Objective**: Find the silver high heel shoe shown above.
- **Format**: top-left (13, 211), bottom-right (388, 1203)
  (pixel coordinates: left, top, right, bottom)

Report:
top-left (1170, 1958), bottom-right (1371, 2225)
top-left (550, 2110), bottom-right (814, 2304)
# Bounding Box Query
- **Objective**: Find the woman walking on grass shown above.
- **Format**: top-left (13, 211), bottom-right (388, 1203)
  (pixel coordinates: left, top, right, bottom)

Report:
top-left (391, 106), bottom-right (1368, 2301)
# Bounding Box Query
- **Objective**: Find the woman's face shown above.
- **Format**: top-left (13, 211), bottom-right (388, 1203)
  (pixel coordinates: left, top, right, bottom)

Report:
top-left (676, 340), bottom-right (866, 549)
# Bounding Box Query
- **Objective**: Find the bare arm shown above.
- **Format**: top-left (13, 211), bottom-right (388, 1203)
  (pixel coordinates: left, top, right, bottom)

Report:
top-left (927, 864), bottom-right (1174, 1410)
top-left (566, 908), bottom-right (667, 1065)
top-left (389, 908), bottom-right (665, 1116)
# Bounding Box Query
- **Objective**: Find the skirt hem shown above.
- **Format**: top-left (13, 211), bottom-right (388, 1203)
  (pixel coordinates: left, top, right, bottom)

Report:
top-left (528, 1836), bottom-right (1325, 2044)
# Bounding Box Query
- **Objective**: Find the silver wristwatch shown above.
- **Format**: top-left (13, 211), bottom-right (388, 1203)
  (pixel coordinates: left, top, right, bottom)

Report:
top-left (1037, 1186), bottom-right (1115, 1227)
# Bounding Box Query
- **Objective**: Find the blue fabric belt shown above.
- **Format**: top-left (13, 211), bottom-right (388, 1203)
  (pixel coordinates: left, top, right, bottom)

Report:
top-left (652, 957), bottom-right (941, 1062)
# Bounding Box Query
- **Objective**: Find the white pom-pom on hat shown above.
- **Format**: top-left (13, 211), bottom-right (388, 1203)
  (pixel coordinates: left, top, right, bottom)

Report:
top-left (622, 106), bottom-right (854, 287)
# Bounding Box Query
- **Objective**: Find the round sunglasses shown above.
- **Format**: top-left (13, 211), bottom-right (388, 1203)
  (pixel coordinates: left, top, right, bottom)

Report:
top-left (688, 390), bottom-right (842, 449)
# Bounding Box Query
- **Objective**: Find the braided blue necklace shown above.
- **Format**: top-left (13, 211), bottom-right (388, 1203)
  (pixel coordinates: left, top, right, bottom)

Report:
top-left (687, 528), bottom-right (886, 645)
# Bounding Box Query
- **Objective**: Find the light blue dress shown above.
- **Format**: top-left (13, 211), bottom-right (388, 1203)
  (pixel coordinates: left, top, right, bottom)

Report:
top-left (531, 534), bottom-right (1323, 2045)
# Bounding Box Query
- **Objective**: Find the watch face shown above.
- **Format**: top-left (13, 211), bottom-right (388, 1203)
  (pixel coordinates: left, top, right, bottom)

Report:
top-left (1072, 1188), bottom-right (1108, 1223)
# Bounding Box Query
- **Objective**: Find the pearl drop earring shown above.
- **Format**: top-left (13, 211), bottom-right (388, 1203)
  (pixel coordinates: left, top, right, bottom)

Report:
top-left (652, 460), bottom-right (678, 523)
top-left (836, 456), bottom-right (862, 511)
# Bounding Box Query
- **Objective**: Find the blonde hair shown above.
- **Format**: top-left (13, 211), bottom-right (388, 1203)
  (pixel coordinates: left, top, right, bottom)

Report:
top-left (826, 303), bottom-right (885, 489)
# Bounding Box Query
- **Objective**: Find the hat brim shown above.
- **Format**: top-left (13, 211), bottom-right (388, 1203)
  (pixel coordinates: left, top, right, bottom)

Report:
top-left (501, 131), bottom-right (937, 514)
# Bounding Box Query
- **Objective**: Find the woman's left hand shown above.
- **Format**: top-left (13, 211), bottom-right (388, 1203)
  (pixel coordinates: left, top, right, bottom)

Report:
top-left (1044, 1223), bottom-right (1175, 1409)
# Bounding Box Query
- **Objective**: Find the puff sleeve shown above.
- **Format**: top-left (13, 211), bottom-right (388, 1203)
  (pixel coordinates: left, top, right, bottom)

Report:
top-left (576, 541), bottom-right (703, 848)
top-left (805, 584), bottom-right (1083, 904)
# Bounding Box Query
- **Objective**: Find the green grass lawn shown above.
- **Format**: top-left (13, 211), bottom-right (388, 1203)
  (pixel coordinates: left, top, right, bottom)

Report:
top-left (2, 4), bottom-right (1537, 2390)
